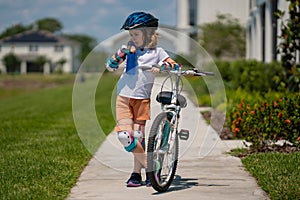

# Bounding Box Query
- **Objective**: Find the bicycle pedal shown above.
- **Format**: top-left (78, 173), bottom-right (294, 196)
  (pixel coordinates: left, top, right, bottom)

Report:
top-left (178, 129), bottom-right (189, 140)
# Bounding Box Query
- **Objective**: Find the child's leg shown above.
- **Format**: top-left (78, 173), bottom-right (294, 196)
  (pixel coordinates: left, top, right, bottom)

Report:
top-left (133, 143), bottom-right (146, 173)
top-left (115, 96), bottom-right (148, 173)
top-left (132, 121), bottom-right (146, 172)
top-left (116, 121), bottom-right (146, 174)
top-left (133, 122), bottom-right (146, 151)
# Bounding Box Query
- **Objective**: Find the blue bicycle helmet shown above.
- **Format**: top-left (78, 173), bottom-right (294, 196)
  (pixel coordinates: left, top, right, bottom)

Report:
top-left (121, 12), bottom-right (158, 30)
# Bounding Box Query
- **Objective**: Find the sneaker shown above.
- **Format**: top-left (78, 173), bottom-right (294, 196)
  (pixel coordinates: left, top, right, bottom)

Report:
top-left (145, 178), bottom-right (151, 187)
top-left (145, 170), bottom-right (151, 187)
top-left (127, 173), bottom-right (142, 187)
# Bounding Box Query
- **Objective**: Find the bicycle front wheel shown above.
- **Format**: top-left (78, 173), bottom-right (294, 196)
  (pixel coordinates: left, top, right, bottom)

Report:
top-left (147, 112), bottom-right (178, 192)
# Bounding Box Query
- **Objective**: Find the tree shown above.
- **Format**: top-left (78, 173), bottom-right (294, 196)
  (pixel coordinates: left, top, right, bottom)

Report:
top-left (66, 34), bottom-right (97, 61)
top-left (199, 14), bottom-right (246, 60)
top-left (275, 0), bottom-right (300, 92)
top-left (2, 53), bottom-right (21, 73)
top-left (35, 18), bottom-right (63, 33)
top-left (0, 18), bottom-right (63, 39)
top-left (0, 24), bottom-right (28, 39)
top-left (55, 58), bottom-right (67, 73)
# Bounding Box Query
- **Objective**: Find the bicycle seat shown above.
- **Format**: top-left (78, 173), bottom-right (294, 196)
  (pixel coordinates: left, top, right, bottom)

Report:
top-left (156, 91), bottom-right (187, 108)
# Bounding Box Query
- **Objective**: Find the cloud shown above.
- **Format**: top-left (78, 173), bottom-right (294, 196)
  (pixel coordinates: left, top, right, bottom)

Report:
top-left (96, 7), bottom-right (110, 17)
top-left (101, 0), bottom-right (117, 5)
top-left (56, 5), bottom-right (79, 16)
top-left (20, 9), bottom-right (31, 20)
top-left (62, 0), bottom-right (87, 5)
top-left (0, 1), bottom-right (26, 8)
top-left (73, 0), bottom-right (88, 5)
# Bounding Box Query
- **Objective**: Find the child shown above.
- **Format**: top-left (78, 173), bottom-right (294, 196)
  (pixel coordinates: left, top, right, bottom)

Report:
top-left (106, 11), bottom-right (180, 187)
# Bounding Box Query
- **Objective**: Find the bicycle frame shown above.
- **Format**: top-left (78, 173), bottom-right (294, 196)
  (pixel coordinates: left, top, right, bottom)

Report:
top-left (160, 71), bottom-right (183, 153)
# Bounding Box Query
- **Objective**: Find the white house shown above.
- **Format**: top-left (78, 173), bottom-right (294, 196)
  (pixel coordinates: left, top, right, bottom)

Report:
top-left (246, 0), bottom-right (299, 63)
top-left (0, 30), bottom-right (81, 74)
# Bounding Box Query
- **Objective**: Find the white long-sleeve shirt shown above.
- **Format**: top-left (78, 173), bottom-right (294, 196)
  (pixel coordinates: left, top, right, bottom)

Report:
top-left (117, 47), bottom-right (169, 99)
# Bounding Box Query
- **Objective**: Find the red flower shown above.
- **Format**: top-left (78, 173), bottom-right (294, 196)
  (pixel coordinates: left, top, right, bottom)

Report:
top-left (262, 102), bottom-right (267, 107)
top-left (273, 101), bottom-right (278, 107)
top-left (276, 136), bottom-right (282, 140)
top-left (297, 137), bottom-right (300, 141)
top-left (284, 119), bottom-right (291, 124)
top-left (250, 110), bottom-right (256, 115)
top-left (234, 111), bottom-right (239, 117)
top-left (278, 112), bottom-right (283, 118)
top-left (234, 128), bottom-right (240, 133)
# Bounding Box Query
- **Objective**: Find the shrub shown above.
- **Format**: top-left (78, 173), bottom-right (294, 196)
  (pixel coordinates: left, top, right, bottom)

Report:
top-left (215, 59), bottom-right (285, 92)
top-left (275, 0), bottom-right (300, 92)
top-left (2, 53), bottom-right (21, 73)
top-left (227, 93), bottom-right (300, 149)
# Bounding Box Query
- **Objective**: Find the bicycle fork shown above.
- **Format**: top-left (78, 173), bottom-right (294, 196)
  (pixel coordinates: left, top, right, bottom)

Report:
top-left (166, 111), bottom-right (178, 154)
top-left (155, 111), bottom-right (177, 154)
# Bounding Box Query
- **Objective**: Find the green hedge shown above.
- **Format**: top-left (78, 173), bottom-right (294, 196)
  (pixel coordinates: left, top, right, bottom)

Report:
top-left (186, 59), bottom-right (287, 107)
top-left (215, 59), bottom-right (285, 92)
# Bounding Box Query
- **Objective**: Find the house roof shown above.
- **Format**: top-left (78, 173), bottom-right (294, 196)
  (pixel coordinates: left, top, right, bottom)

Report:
top-left (0, 30), bottom-right (79, 46)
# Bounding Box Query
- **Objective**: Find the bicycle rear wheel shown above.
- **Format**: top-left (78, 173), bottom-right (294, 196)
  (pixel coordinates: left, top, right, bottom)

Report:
top-left (147, 112), bottom-right (178, 192)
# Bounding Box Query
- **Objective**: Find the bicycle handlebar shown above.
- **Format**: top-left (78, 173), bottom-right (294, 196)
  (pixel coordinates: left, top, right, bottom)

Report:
top-left (163, 67), bottom-right (215, 77)
top-left (180, 68), bottom-right (215, 76)
top-left (140, 65), bottom-right (215, 77)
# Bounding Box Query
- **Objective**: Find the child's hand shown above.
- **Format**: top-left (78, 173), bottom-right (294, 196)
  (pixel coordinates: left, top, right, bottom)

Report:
top-left (127, 41), bottom-right (137, 53)
top-left (129, 45), bottom-right (136, 53)
top-left (151, 66), bottom-right (160, 73)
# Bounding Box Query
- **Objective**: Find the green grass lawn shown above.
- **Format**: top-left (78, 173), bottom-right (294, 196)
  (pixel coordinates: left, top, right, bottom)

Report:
top-left (1, 73), bottom-right (299, 199)
top-left (0, 73), bottom-right (118, 199)
top-left (0, 74), bottom-right (75, 99)
top-left (242, 152), bottom-right (300, 200)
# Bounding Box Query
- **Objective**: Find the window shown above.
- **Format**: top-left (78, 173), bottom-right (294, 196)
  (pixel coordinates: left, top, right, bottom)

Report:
top-left (54, 45), bottom-right (64, 52)
top-left (29, 44), bottom-right (38, 52)
top-left (189, 0), bottom-right (197, 26)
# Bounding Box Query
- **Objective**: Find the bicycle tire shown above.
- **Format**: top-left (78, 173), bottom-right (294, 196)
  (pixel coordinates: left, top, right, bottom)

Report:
top-left (147, 112), bottom-right (178, 192)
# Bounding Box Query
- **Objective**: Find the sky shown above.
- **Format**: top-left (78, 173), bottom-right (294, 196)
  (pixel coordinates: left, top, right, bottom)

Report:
top-left (0, 0), bottom-right (177, 43)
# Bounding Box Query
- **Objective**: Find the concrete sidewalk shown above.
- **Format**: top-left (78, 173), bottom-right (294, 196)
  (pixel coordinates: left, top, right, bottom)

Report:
top-left (68, 78), bottom-right (269, 200)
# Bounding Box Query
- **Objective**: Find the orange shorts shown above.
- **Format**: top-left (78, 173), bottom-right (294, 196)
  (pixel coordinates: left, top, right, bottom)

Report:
top-left (116, 95), bottom-right (150, 121)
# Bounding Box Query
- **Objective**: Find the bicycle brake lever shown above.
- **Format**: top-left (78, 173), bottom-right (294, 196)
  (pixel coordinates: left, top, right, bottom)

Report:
top-left (192, 68), bottom-right (215, 76)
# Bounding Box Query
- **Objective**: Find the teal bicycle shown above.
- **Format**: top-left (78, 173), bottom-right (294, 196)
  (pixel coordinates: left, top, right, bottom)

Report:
top-left (146, 67), bottom-right (214, 192)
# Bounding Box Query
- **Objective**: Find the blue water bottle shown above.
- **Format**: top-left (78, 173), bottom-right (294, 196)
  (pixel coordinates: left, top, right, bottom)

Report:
top-left (126, 41), bottom-right (137, 75)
